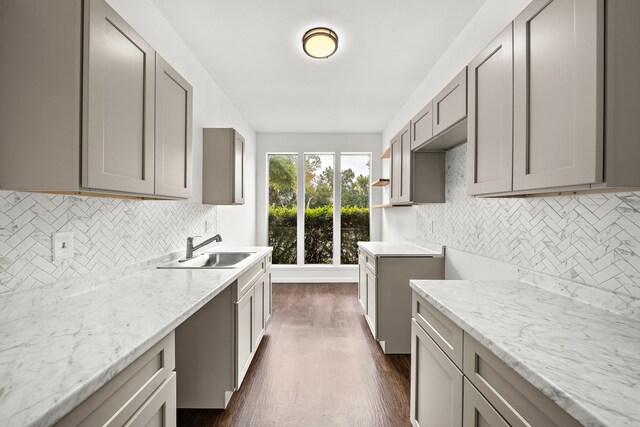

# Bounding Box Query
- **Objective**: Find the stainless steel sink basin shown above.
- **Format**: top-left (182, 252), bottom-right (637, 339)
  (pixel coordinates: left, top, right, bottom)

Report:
top-left (158, 252), bottom-right (253, 269)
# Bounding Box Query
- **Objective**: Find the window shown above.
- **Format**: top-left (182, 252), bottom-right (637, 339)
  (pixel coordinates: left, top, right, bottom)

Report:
top-left (268, 152), bottom-right (371, 266)
top-left (268, 154), bottom-right (298, 264)
top-left (340, 154), bottom-right (370, 264)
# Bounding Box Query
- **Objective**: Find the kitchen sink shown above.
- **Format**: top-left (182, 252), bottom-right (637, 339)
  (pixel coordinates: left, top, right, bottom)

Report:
top-left (158, 252), bottom-right (253, 269)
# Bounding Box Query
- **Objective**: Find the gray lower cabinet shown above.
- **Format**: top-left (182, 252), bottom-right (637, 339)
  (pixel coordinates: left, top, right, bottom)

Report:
top-left (56, 332), bottom-right (176, 427)
top-left (175, 255), bottom-right (271, 409)
top-left (358, 248), bottom-right (444, 354)
top-left (410, 320), bottom-right (462, 427)
top-left (463, 379), bottom-right (509, 427)
top-left (0, 0), bottom-right (193, 199)
top-left (411, 291), bottom-right (582, 427)
top-left (202, 128), bottom-right (246, 205)
top-left (468, 0), bottom-right (640, 197)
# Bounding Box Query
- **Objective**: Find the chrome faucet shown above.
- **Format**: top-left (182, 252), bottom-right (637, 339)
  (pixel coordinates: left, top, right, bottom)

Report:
top-left (183, 234), bottom-right (223, 260)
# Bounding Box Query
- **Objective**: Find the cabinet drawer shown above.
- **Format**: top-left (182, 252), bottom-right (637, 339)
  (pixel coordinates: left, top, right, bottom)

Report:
top-left (124, 373), bottom-right (176, 427)
top-left (463, 333), bottom-right (582, 427)
top-left (463, 378), bottom-right (509, 427)
top-left (236, 257), bottom-right (266, 300)
top-left (57, 332), bottom-right (175, 427)
top-left (359, 249), bottom-right (376, 274)
top-left (412, 292), bottom-right (463, 369)
top-left (266, 252), bottom-right (273, 269)
top-left (433, 67), bottom-right (467, 136)
top-left (410, 102), bottom-right (433, 150)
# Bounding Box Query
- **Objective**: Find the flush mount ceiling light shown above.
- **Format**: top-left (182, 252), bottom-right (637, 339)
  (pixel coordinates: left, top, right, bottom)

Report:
top-left (302, 27), bottom-right (338, 59)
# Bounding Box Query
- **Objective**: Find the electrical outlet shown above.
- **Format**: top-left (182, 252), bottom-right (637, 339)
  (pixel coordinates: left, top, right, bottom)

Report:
top-left (53, 231), bottom-right (74, 262)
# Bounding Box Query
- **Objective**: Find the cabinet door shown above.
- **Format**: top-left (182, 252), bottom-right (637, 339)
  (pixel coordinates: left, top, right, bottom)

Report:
top-left (154, 54), bottom-right (193, 198)
top-left (467, 24), bottom-right (514, 196)
top-left (254, 274), bottom-right (265, 347)
top-left (358, 260), bottom-right (367, 312)
top-left (264, 271), bottom-right (272, 325)
top-left (390, 134), bottom-right (401, 204)
top-left (124, 373), bottom-right (176, 427)
top-left (236, 287), bottom-right (254, 388)
top-left (398, 124), bottom-right (412, 203)
top-left (83, 0), bottom-right (155, 194)
top-left (234, 132), bottom-right (245, 204)
top-left (463, 379), bottom-right (509, 427)
top-left (410, 103), bottom-right (433, 150)
top-left (410, 320), bottom-right (463, 427)
top-left (433, 68), bottom-right (467, 136)
top-left (513, 0), bottom-right (604, 191)
top-left (365, 268), bottom-right (377, 337)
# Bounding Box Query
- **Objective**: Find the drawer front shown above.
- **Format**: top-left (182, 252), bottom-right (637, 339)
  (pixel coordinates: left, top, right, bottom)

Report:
top-left (463, 378), bottom-right (509, 427)
top-left (463, 333), bottom-right (582, 427)
top-left (57, 332), bottom-right (175, 427)
top-left (359, 249), bottom-right (376, 274)
top-left (433, 67), bottom-right (467, 136)
top-left (410, 102), bottom-right (433, 150)
top-left (266, 252), bottom-right (272, 269)
top-left (410, 320), bottom-right (463, 427)
top-left (124, 373), bottom-right (177, 427)
top-left (412, 292), bottom-right (463, 369)
top-left (237, 256), bottom-right (266, 300)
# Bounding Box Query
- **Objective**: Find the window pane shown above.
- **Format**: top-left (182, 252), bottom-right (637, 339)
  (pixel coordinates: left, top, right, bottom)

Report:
top-left (268, 154), bottom-right (298, 264)
top-left (340, 154), bottom-right (370, 264)
top-left (304, 154), bottom-right (334, 264)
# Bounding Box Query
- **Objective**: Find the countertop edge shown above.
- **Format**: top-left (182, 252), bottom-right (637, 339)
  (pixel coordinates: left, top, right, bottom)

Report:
top-left (409, 280), bottom-right (610, 427)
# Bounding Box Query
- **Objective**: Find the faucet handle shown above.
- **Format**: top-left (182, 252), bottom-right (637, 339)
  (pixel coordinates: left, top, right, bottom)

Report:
top-left (188, 235), bottom-right (202, 242)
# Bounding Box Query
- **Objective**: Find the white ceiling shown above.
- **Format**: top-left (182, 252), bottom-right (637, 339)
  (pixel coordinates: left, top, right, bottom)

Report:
top-left (151, 0), bottom-right (486, 133)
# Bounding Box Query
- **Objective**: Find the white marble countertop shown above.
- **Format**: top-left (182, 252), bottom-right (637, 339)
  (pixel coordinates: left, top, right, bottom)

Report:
top-left (410, 279), bottom-right (640, 427)
top-left (0, 246), bottom-right (272, 427)
top-left (358, 241), bottom-right (443, 257)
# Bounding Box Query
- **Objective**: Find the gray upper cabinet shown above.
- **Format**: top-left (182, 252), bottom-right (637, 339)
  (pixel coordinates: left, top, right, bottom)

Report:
top-left (512, 0), bottom-right (604, 192)
top-left (389, 133), bottom-right (401, 205)
top-left (389, 124), bottom-right (446, 205)
top-left (433, 68), bottom-right (467, 137)
top-left (468, 0), bottom-right (640, 197)
top-left (412, 68), bottom-right (469, 152)
top-left (410, 103), bottom-right (433, 151)
top-left (0, 0), bottom-right (192, 199)
top-left (154, 55), bottom-right (193, 199)
top-left (83, 0), bottom-right (156, 195)
top-left (203, 128), bottom-right (246, 205)
top-left (467, 24), bottom-right (514, 196)
top-left (398, 124), bottom-right (412, 204)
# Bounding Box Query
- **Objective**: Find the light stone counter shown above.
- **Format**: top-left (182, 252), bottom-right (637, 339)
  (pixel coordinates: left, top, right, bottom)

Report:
top-left (410, 279), bottom-right (640, 427)
top-left (0, 247), bottom-right (272, 427)
top-left (358, 241), bottom-right (444, 257)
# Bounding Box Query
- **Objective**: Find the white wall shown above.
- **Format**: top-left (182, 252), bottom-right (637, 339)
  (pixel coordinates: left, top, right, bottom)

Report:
top-left (381, 0), bottom-right (532, 244)
top-left (257, 133), bottom-right (382, 282)
top-left (106, 0), bottom-right (257, 246)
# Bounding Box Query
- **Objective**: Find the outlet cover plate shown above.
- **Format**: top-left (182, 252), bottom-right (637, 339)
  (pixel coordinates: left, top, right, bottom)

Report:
top-left (53, 231), bottom-right (74, 262)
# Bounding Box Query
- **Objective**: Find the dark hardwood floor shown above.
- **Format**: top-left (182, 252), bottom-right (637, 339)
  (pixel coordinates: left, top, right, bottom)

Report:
top-left (177, 283), bottom-right (412, 427)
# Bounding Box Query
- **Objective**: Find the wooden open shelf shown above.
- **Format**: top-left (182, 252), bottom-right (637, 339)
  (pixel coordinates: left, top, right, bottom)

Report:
top-left (371, 179), bottom-right (390, 187)
top-left (371, 203), bottom-right (413, 209)
top-left (380, 147), bottom-right (391, 159)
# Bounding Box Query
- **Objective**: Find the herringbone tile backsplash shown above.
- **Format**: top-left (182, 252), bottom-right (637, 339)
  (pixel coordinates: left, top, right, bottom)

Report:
top-left (417, 144), bottom-right (640, 299)
top-left (0, 190), bottom-right (217, 294)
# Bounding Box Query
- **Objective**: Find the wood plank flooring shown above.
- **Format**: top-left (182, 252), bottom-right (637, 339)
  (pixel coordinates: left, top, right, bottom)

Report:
top-left (177, 283), bottom-right (412, 427)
